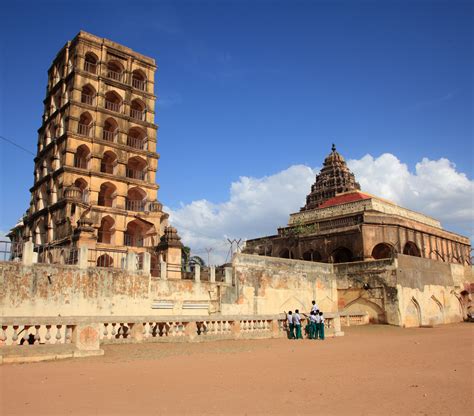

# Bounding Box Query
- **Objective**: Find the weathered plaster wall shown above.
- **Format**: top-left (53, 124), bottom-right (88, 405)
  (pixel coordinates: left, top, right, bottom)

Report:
top-left (223, 254), bottom-right (337, 315)
top-left (0, 262), bottom-right (226, 317)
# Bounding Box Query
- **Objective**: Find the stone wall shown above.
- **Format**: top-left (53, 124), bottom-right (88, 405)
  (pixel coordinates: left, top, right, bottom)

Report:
top-left (0, 262), bottom-right (229, 318)
top-left (335, 255), bottom-right (471, 327)
top-left (224, 254), bottom-right (337, 315)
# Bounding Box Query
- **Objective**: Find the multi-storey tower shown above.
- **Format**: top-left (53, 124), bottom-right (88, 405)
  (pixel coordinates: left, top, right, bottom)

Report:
top-left (11, 31), bottom-right (170, 262)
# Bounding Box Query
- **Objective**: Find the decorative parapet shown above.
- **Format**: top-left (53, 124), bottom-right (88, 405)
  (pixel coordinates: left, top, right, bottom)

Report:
top-left (0, 313), bottom-right (343, 363)
top-left (289, 197), bottom-right (441, 229)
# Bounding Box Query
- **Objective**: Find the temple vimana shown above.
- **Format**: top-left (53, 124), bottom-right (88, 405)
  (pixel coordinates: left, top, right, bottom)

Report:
top-left (0, 31), bottom-right (472, 362)
top-left (244, 144), bottom-right (471, 266)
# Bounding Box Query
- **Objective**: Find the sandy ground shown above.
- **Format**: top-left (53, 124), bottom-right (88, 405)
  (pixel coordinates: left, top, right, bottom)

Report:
top-left (0, 323), bottom-right (472, 416)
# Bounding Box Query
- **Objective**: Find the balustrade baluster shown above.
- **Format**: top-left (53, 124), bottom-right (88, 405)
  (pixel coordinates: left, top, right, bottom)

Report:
top-left (111, 323), bottom-right (117, 337)
top-left (34, 325), bottom-right (41, 344)
top-left (45, 325), bottom-right (51, 344)
top-left (55, 325), bottom-right (62, 343)
top-left (65, 326), bottom-right (72, 343)
top-left (103, 323), bottom-right (109, 338)
top-left (22, 325), bottom-right (30, 345)
top-left (0, 326), bottom-right (7, 344)
top-left (12, 326), bottom-right (19, 343)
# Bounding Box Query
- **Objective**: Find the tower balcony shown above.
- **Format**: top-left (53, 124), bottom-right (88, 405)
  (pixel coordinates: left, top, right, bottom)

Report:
top-left (77, 123), bottom-right (91, 137)
top-left (127, 135), bottom-right (147, 150)
top-left (107, 69), bottom-right (122, 82)
top-left (126, 169), bottom-right (146, 181)
top-left (102, 129), bottom-right (118, 143)
top-left (132, 78), bottom-right (146, 91)
top-left (125, 200), bottom-right (162, 212)
top-left (84, 61), bottom-right (97, 74)
top-left (130, 108), bottom-right (144, 121)
top-left (105, 100), bottom-right (121, 113)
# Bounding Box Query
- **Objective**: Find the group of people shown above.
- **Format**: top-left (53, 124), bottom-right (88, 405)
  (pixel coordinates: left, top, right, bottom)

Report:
top-left (285, 301), bottom-right (325, 340)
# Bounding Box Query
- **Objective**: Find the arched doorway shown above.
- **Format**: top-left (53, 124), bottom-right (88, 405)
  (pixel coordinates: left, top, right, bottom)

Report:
top-left (371, 243), bottom-right (393, 260)
top-left (331, 247), bottom-right (353, 263)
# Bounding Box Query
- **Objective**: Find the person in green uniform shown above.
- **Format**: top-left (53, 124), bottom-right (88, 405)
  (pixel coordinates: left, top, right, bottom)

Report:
top-left (285, 310), bottom-right (295, 339)
top-left (308, 311), bottom-right (317, 339)
top-left (293, 309), bottom-right (303, 339)
top-left (318, 311), bottom-right (325, 340)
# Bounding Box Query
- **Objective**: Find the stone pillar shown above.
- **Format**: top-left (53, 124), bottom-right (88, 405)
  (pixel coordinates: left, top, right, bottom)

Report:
top-left (333, 314), bottom-right (344, 337)
top-left (271, 319), bottom-right (281, 338)
top-left (230, 320), bottom-right (241, 339)
top-left (72, 323), bottom-right (103, 357)
top-left (78, 247), bottom-right (89, 269)
top-left (155, 226), bottom-right (183, 280)
top-left (130, 323), bottom-right (144, 342)
top-left (22, 241), bottom-right (35, 266)
top-left (210, 266), bottom-right (216, 283)
top-left (224, 267), bottom-right (233, 285)
top-left (142, 252), bottom-right (151, 274)
top-left (194, 264), bottom-right (201, 282)
top-left (126, 252), bottom-right (137, 272)
top-left (184, 321), bottom-right (197, 341)
top-left (160, 261), bottom-right (167, 280)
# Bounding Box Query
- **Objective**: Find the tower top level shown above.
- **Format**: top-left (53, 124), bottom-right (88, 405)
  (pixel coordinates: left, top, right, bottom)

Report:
top-left (302, 145), bottom-right (361, 211)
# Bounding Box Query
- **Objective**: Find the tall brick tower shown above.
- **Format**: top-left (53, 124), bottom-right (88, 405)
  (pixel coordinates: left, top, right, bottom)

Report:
top-left (10, 31), bottom-right (170, 266)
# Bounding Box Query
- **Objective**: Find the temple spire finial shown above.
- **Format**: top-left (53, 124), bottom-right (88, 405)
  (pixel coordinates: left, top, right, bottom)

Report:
top-left (332, 143), bottom-right (336, 152)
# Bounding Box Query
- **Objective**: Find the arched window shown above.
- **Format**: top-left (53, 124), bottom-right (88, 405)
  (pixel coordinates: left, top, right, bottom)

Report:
top-left (331, 247), bottom-right (353, 263)
top-left (74, 178), bottom-right (89, 203)
top-left (126, 156), bottom-right (147, 180)
top-left (100, 151), bottom-right (117, 174)
top-left (107, 60), bottom-right (124, 82)
top-left (371, 243), bottom-right (394, 260)
top-left (130, 99), bottom-right (145, 121)
top-left (34, 218), bottom-right (47, 245)
top-left (127, 126), bottom-right (147, 150)
top-left (81, 84), bottom-right (96, 105)
top-left (126, 187), bottom-right (147, 211)
top-left (302, 250), bottom-right (322, 262)
top-left (98, 216), bottom-right (115, 244)
top-left (78, 112), bottom-right (93, 136)
top-left (279, 248), bottom-right (290, 259)
top-left (131, 69), bottom-right (147, 90)
top-left (97, 182), bottom-right (117, 207)
top-left (124, 219), bottom-right (154, 247)
top-left (102, 118), bottom-right (118, 142)
top-left (403, 242), bottom-right (421, 257)
top-left (74, 144), bottom-right (91, 169)
top-left (84, 52), bottom-right (98, 74)
top-left (104, 91), bottom-right (122, 113)
top-left (97, 254), bottom-right (114, 268)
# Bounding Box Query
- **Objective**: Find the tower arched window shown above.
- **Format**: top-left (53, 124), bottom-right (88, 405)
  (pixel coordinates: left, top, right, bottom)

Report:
top-left (74, 144), bottom-right (91, 169)
top-left (98, 216), bottom-right (115, 244)
top-left (74, 178), bottom-right (89, 203)
top-left (104, 91), bottom-right (122, 113)
top-left (126, 156), bottom-right (147, 180)
top-left (126, 187), bottom-right (147, 211)
top-left (84, 52), bottom-right (98, 74)
top-left (102, 118), bottom-right (118, 142)
top-left (131, 69), bottom-right (147, 91)
top-left (81, 84), bottom-right (96, 106)
top-left (100, 151), bottom-right (117, 174)
top-left (107, 60), bottom-right (124, 82)
top-left (78, 112), bottom-right (93, 136)
top-left (97, 182), bottom-right (117, 207)
top-left (130, 99), bottom-right (145, 121)
top-left (127, 126), bottom-right (147, 150)
top-left (124, 219), bottom-right (154, 247)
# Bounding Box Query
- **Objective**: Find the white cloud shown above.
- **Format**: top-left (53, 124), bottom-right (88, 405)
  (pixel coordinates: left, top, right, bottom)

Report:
top-left (167, 154), bottom-right (473, 265)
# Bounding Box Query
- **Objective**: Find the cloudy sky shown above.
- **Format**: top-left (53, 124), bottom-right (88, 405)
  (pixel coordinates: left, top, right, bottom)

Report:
top-left (0, 1), bottom-right (472, 262)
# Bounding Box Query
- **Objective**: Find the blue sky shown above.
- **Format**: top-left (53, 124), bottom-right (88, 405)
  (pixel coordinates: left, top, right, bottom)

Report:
top-left (0, 0), bottom-right (472, 251)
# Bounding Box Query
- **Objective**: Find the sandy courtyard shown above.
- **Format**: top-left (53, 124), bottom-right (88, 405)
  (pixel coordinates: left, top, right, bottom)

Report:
top-left (0, 323), bottom-right (472, 415)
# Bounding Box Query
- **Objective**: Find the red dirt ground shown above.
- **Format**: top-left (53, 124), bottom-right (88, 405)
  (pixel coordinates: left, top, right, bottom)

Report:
top-left (1, 323), bottom-right (473, 415)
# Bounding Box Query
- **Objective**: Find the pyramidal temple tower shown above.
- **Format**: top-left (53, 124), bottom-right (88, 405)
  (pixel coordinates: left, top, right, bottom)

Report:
top-left (303, 144), bottom-right (360, 210)
top-left (10, 31), bottom-right (173, 265)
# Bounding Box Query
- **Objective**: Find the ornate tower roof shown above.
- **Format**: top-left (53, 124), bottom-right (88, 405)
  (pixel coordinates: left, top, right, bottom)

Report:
top-left (302, 144), bottom-right (361, 211)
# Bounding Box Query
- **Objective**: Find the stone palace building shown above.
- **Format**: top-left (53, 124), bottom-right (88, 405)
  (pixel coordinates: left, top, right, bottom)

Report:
top-left (8, 31), bottom-right (181, 271)
top-left (244, 145), bottom-right (471, 266)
